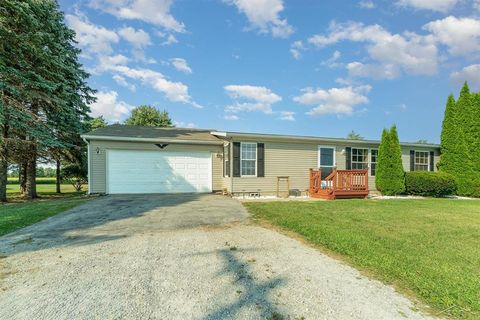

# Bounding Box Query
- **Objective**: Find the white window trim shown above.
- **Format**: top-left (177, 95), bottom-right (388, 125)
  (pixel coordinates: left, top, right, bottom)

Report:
top-left (370, 148), bottom-right (378, 177)
top-left (414, 150), bottom-right (430, 172)
top-left (318, 145), bottom-right (336, 169)
top-left (350, 147), bottom-right (369, 171)
top-left (240, 142), bottom-right (258, 177)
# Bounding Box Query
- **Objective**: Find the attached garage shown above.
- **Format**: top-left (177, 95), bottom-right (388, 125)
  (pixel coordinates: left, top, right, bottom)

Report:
top-left (82, 125), bottom-right (225, 194)
top-left (106, 150), bottom-right (212, 194)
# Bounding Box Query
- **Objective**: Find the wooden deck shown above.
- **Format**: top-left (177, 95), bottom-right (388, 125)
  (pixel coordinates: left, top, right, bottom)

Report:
top-left (309, 169), bottom-right (369, 200)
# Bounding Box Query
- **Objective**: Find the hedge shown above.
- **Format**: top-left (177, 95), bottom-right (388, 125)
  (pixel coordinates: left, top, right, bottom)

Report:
top-left (405, 172), bottom-right (456, 197)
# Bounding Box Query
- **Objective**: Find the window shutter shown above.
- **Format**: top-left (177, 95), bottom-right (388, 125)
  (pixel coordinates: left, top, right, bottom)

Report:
top-left (410, 150), bottom-right (415, 171)
top-left (233, 142), bottom-right (240, 177)
top-left (257, 143), bottom-right (265, 177)
top-left (345, 147), bottom-right (352, 170)
top-left (429, 151), bottom-right (434, 172)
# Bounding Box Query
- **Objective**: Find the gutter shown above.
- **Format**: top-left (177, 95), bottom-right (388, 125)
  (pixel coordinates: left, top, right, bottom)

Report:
top-left (80, 135), bottom-right (224, 146)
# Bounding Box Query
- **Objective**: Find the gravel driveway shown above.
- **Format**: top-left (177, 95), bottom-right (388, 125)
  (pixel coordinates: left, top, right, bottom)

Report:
top-left (0, 194), bottom-right (434, 319)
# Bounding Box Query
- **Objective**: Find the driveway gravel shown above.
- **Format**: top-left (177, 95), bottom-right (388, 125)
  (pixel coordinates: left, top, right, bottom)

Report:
top-left (0, 194), bottom-right (434, 319)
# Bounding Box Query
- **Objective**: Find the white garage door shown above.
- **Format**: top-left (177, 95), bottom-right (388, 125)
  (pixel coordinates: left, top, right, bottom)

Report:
top-left (106, 149), bottom-right (212, 194)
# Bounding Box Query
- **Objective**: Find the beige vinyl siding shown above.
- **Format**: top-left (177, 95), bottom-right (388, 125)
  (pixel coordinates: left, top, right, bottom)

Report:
top-left (232, 141), bottom-right (318, 195)
top-left (230, 139), bottom-right (441, 195)
top-left (88, 140), bottom-right (223, 194)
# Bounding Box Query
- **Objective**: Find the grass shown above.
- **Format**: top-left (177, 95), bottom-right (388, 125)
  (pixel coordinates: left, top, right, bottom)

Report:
top-left (244, 199), bottom-right (480, 319)
top-left (6, 183), bottom-right (85, 195)
top-left (1, 183), bottom-right (90, 237)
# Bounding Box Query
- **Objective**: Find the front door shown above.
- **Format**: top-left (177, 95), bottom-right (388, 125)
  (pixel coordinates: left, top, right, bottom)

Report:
top-left (318, 146), bottom-right (335, 180)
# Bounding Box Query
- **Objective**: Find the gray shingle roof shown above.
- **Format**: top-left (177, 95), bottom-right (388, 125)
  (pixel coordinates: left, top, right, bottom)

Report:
top-left (83, 124), bottom-right (222, 143)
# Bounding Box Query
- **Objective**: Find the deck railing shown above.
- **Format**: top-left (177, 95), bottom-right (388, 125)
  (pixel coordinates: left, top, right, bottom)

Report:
top-left (309, 168), bottom-right (369, 199)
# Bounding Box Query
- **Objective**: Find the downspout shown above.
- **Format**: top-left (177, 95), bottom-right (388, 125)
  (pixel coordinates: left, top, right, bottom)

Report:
top-left (229, 137), bottom-right (234, 195)
top-left (82, 138), bottom-right (91, 195)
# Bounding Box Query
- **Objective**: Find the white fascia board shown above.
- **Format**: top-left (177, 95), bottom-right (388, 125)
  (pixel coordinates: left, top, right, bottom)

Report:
top-left (80, 135), bottom-right (224, 145)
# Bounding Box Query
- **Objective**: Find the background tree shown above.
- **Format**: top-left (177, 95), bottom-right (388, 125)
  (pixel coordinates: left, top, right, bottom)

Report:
top-left (124, 106), bottom-right (174, 127)
top-left (347, 130), bottom-right (364, 140)
top-left (375, 126), bottom-right (405, 195)
top-left (88, 116), bottom-right (108, 130)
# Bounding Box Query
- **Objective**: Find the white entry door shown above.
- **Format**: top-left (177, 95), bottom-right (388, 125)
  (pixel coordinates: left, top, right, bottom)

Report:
top-left (106, 149), bottom-right (212, 194)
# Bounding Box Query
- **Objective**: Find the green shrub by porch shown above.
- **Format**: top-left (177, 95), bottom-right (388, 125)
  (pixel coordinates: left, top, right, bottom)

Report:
top-left (375, 126), bottom-right (405, 195)
top-left (405, 172), bottom-right (456, 197)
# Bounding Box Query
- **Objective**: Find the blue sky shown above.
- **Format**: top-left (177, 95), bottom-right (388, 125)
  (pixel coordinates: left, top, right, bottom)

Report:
top-left (59, 0), bottom-right (480, 143)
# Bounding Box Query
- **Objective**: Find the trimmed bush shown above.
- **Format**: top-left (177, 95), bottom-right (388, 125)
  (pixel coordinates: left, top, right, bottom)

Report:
top-left (405, 172), bottom-right (456, 197)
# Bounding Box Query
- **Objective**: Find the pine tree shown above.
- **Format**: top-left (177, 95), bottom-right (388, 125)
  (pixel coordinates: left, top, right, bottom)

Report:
top-left (0, 0), bottom-right (95, 201)
top-left (375, 126), bottom-right (405, 195)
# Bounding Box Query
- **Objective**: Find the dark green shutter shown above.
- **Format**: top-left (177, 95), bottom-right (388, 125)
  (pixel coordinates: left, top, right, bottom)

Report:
top-left (257, 143), bottom-right (265, 177)
top-left (345, 147), bottom-right (352, 170)
top-left (429, 151), bottom-right (434, 172)
top-left (233, 142), bottom-right (240, 177)
top-left (410, 150), bottom-right (415, 171)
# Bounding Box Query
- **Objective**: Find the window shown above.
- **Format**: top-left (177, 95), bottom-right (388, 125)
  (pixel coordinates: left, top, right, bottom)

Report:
top-left (351, 148), bottom-right (368, 170)
top-left (223, 144), bottom-right (230, 177)
top-left (241, 143), bottom-right (257, 176)
top-left (370, 149), bottom-right (378, 176)
top-left (415, 151), bottom-right (429, 171)
top-left (318, 146), bottom-right (335, 179)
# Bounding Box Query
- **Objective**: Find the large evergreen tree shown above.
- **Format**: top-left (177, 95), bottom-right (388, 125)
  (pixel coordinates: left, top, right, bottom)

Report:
top-left (125, 106), bottom-right (174, 127)
top-left (0, 0), bottom-right (94, 201)
top-left (439, 83), bottom-right (480, 196)
top-left (375, 126), bottom-right (405, 195)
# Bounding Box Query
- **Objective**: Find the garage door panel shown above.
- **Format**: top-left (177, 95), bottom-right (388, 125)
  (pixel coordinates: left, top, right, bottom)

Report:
top-left (107, 150), bottom-right (212, 194)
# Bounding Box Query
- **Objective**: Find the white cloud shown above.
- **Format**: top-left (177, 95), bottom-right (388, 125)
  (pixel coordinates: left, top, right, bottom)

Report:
top-left (397, 0), bottom-right (459, 12)
top-left (89, 0), bottom-right (185, 32)
top-left (112, 74), bottom-right (136, 91)
top-left (90, 90), bottom-right (133, 122)
top-left (347, 62), bottom-right (400, 79)
top-left (65, 14), bottom-right (119, 55)
top-left (226, 0), bottom-right (294, 38)
top-left (118, 26), bottom-right (151, 47)
top-left (358, 0), bottom-right (375, 9)
top-left (293, 86), bottom-right (371, 116)
top-left (107, 65), bottom-right (201, 107)
top-left (92, 54), bottom-right (129, 74)
top-left (450, 64), bottom-right (480, 89)
top-left (173, 121), bottom-right (196, 128)
top-left (424, 16), bottom-right (480, 56)
top-left (170, 58), bottom-right (192, 74)
top-left (279, 111), bottom-right (295, 121)
top-left (224, 85), bottom-right (282, 114)
top-left (309, 21), bottom-right (438, 79)
top-left (320, 50), bottom-right (342, 68)
top-left (162, 34), bottom-right (178, 45)
top-left (290, 41), bottom-right (305, 59)
top-left (224, 114), bottom-right (240, 120)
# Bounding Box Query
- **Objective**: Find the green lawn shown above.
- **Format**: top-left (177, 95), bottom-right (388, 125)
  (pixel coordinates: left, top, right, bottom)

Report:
top-left (6, 183), bottom-right (85, 195)
top-left (1, 183), bottom-right (90, 237)
top-left (244, 199), bottom-right (480, 319)
top-left (0, 195), bottom-right (89, 236)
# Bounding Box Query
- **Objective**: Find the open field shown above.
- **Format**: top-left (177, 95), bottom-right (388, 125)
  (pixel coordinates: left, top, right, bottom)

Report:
top-left (6, 183), bottom-right (87, 195)
top-left (245, 199), bottom-right (480, 319)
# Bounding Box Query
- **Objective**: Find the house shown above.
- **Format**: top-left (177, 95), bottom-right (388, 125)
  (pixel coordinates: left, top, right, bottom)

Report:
top-left (81, 125), bottom-right (440, 198)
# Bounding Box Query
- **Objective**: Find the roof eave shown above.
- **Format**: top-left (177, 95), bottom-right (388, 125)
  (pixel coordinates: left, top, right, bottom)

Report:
top-left (214, 131), bottom-right (439, 148)
top-left (80, 135), bottom-right (224, 145)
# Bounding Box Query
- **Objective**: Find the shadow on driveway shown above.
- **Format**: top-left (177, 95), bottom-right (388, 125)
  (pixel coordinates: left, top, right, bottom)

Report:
top-left (0, 194), bottom-right (248, 256)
